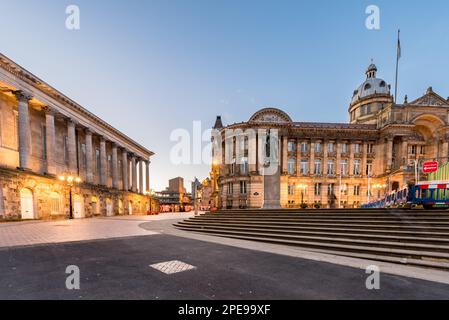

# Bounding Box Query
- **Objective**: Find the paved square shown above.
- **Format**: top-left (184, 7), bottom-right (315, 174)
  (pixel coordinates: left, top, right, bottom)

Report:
top-left (150, 260), bottom-right (197, 274)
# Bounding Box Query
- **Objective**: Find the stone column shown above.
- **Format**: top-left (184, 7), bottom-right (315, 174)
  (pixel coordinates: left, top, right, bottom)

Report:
top-left (100, 137), bottom-right (107, 186)
top-left (401, 138), bottom-right (408, 167)
top-left (131, 154), bottom-right (137, 193)
top-left (362, 141), bottom-right (368, 177)
top-left (386, 137), bottom-right (393, 172)
top-left (44, 107), bottom-right (57, 175)
top-left (112, 143), bottom-right (118, 189)
top-left (336, 140), bottom-right (341, 175)
top-left (145, 160), bottom-right (150, 193)
top-left (67, 120), bottom-right (77, 173)
top-left (349, 142), bottom-right (354, 176)
top-left (282, 136), bottom-right (288, 174)
top-left (296, 140), bottom-right (301, 175)
top-left (122, 150), bottom-right (128, 191)
top-left (309, 140), bottom-right (315, 175)
top-left (15, 91), bottom-right (33, 170)
top-left (323, 140), bottom-right (328, 176)
top-left (248, 131), bottom-right (257, 173)
top-left (139, 158), bottom-right (144, 194)
top-left (85, 129), bottom-right (94, 183)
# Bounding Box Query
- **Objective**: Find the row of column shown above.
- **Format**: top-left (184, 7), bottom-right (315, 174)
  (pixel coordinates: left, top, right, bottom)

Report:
top-left (14, 90), bottom-right (150, 194)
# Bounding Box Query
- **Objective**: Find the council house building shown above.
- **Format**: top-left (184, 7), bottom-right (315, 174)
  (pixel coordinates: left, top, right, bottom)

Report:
top-left (0, 53), bottom-right (154, 220)
top-left (210, 63), bottom-right (449, 209)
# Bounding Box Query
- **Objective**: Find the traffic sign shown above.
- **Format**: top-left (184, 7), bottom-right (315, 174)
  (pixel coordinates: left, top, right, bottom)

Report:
top-left (422, 161), bottom-right (439, 173)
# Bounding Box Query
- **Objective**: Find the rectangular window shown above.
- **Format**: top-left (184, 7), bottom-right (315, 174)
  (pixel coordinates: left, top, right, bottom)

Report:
top-left (366, 160), bottom-right (373, 176)
top-left (354, 143), bottom-right (361, 154)
top-left (353, 159), bottom-right (361, 175)
top-left (411, 145), bottom-right (417, 155)
top-left (118, 159), bottom-right (123, 179)
top-left (315, 143), bottom-right (322, 153)
top-left (328, 183), bottom-right (335, 196)
top-left (341, 143), bottom-right (348, 154)
top-left (240, 181), bottom-right (247, 194)
top-left (288, 141), bottom-right (296, 152)
top-left (288, 158), bottom-right (296, 175)
top-left (340, 160), bottom-right (348, 175)
top-left (300, 160), bottom-right (309, 175)
top-left (42, 126), bottom-right (47, 160)
top-left (354, 185), bottom-right (361, 196)
top-left (328, 143), bottom-right (334, 153)
top-left (314, 160), bottom-right (321, 175)
top-left (96, 149), bottom-right (101, 174)
top-left (227, 182), bottom-right (233, 195)
top-left (367, 143), bottom-right (374, 154)
top-left (64, 136), bottom-right (69, 164)
top-left (288, 184), bottom-right (295, 195)
top-left (301, 142), bottom-right (308, 153)
top-left (108, 155), bottom-right (112, 177)
top-left (327, 161), bottom-right (335, 175)
top-left (80, 143), bottom-right (86, 168)
top-left (314, 183), bottom-right (321, 196)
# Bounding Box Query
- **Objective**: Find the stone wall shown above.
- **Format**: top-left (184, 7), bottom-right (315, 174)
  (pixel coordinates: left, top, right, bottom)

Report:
top-left (0, 167), bottom-right (150, 220)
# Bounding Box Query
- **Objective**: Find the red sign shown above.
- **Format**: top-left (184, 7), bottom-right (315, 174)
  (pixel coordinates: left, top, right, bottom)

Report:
top-left (422, 161), bottom-right (439, 173)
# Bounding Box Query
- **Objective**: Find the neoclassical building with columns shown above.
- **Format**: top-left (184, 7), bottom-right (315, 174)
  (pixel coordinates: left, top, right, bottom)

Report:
top-left (0, 53), bottom-right (154, 220)
top-left (211, 63), bottom-right (449, 209)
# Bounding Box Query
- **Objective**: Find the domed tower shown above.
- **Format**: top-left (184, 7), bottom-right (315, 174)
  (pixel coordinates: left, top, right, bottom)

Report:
top-left (349, 62), bottom-right (393, 124)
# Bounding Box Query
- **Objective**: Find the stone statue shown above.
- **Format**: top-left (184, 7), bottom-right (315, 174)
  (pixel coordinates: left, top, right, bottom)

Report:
top-left (264, 129), bottom-right (279, 167)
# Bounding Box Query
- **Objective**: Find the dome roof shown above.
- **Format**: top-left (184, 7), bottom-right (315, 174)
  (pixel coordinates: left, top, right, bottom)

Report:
top-left (351, 63), bottom-right (390, 104)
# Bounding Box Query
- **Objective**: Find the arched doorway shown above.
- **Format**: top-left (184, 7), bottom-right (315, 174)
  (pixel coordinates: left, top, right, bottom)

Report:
top-left (49, 192), bottom-right (61, 216)
top-left (20, 188), bottom-right (34, 220)
top-left (73, 194), bottom-right (84, 219)
top-left (91, 196), bottom-right (99, 216)
top-left (106, 198), bottom-right (113, 216)
top-left (118, 199), bottom-right (123, 215)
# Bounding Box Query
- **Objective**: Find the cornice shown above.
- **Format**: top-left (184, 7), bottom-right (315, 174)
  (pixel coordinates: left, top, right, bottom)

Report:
top-left (0, 53), bottom-right (154, 158)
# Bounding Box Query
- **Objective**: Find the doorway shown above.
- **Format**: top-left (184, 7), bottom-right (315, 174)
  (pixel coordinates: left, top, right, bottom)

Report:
top-left (20, 188), bottom-right (34, 220)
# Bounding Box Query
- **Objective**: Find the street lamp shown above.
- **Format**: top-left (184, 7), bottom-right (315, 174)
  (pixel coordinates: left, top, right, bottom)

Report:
top-left (297, 184), bottom-right (307, 207)
top-left (58, 174), bottom-right (82, 219)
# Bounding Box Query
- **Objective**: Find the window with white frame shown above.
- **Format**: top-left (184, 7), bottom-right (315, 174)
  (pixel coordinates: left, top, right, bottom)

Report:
top-left (288, 158), bottom-right (296, 175)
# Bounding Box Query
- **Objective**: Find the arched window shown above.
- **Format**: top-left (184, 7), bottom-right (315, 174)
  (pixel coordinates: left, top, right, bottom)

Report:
top-left (380, 81), bottom-right (386, 87)
top-left (364, 83), bottom-right (372, 91)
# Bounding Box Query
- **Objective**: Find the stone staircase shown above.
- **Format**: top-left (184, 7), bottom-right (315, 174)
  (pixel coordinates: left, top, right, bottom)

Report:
top-left (173, 209), bottom-right (449, 270)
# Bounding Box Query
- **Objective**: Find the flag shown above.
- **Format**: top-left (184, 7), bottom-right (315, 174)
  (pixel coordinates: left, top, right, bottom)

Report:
top-left (397, 30), bottom-right (401, 60)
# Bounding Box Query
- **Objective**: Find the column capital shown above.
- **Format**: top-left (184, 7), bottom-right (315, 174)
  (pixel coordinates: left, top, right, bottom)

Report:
top-left (111, 142), bottom-right (119, 149)
top-left (85, 128), bottom-right (93, 135)
top-left (14, 90), bottom-right (33, 102)
top-left (43, 105), bottom-right (57, 116)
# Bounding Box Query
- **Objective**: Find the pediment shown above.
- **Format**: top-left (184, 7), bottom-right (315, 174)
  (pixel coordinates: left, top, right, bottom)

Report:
top-left (409, 90), bottom-right (448, 107)
top-left (249, 107), bottom-right (292, 124)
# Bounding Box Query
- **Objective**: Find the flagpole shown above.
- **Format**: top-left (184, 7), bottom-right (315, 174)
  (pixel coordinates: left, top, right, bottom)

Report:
top-left (394, 29), bottom-right (400, 104)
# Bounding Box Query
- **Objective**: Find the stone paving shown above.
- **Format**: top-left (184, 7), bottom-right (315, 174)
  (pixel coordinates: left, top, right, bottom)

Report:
top-left (0, 212), bottom-right (195, 248)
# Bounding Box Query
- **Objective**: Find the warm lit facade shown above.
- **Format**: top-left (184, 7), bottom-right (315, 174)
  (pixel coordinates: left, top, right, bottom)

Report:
top-left (211, 63), bottom-right (449, 209)
top-left (0, 53), bottom-right (154, 220)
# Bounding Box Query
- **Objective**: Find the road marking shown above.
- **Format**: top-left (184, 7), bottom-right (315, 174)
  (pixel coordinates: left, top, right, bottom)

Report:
top-left (150, 260), bottom-right (196, 274)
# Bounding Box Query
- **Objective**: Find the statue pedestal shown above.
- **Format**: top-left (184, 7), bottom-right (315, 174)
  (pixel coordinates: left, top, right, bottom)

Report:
top-left (262, 165), bottom-right (281, 209)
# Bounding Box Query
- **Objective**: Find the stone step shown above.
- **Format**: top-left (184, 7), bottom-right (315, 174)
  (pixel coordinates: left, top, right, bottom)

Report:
top-left (173, 224), bottom-right (449, 264)
top-left (177, 220), bottom-right (449, 240)
top-left (177, 221), bottom-right (449, 245)
top-left (189, 217), bottom-right (449, 226)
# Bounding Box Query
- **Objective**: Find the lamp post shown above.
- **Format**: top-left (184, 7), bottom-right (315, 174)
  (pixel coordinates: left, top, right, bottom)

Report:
top-left (58, 174), bottom-right (82, 219)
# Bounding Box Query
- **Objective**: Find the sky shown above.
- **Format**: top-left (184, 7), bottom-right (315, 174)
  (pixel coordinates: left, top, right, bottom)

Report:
top-left (1, 0), bottom-right (449, 192)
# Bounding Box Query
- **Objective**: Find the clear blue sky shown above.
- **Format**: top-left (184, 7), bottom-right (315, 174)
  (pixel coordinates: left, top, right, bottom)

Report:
top-left (1, 0), bottom-right (449, 191)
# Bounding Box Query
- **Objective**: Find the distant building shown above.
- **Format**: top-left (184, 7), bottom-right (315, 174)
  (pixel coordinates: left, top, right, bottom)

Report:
top-left (192, 177), bottom-right (212, 211)
top-left (211, 63), bottom-right (449, 209)
top-left (156, 177), bottom-right (192, 212)
top-left (0, 53), bottom-right (154, 220)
